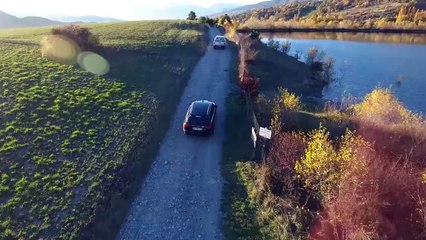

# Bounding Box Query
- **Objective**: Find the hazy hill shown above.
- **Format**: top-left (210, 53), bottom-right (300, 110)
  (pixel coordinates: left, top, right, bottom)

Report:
top-left (0, 10), bottom-right (63, 29)
top-left (52, 15), bottom-right (122, 23)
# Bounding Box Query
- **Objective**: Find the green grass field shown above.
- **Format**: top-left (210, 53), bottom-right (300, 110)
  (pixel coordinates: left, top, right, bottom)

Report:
top-left (0, 20), bottom-right (205, 48)
top-left (0, 21), bottom-right (206, 239)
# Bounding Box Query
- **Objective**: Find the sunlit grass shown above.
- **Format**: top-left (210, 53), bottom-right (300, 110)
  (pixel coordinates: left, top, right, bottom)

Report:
top-left (0, 20), bottom-right (204, 49)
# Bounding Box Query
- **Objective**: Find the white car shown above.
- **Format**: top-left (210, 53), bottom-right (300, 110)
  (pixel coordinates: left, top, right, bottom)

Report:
top-left (213, 36), bottom-right (226, 49)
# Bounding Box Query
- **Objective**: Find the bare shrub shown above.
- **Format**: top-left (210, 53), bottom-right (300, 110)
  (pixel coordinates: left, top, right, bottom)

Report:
top-left (268, 132), bottom-right (306, 171)
top-left (51, 25), bottom-right (100, 51)
top-left (238, 35), bottom-right (260, 99)
top-left (322, 57), bottom-right (335, 83)
top-left (306, 47), bottom-right (318, 65)
top-left (294, 51), bottom-right (301, 60)
top-left (266, 39), bottom-right (280, 51)
top-left (281, 40), bottom-right (291, 54)
top-left (245, 47), bottom-right (259, 63)
top-left (240, 70), bottom-right (260, 99)
top-left (240, 35), bottom-right (260, 63)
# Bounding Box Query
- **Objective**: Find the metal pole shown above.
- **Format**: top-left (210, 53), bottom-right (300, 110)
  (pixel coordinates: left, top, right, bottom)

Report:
top-left (261, 137), bottom-right (266, 165)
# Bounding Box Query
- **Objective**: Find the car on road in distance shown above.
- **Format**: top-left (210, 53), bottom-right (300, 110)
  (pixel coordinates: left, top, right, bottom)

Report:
top-left (183, 100), bottom-right (217, 135)
top-left (213, 35), bottom-right (226, 49)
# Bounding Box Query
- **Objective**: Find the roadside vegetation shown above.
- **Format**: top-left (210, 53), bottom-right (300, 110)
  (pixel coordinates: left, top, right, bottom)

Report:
top-left (0, 20), bottom-right (206, 239)
top-left (233, 0), bottom-right (426, 32)
top-left (222, 23), bottom-right (426, 239)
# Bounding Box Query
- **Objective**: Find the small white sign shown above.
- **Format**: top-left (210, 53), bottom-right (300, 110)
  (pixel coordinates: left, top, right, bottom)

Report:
top-left (259, 127), bottom-right (272, 139)
top-left (251, 127), bottom-right (257, 148)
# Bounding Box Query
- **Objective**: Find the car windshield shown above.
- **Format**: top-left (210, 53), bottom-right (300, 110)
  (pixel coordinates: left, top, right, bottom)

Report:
top-left (215, 37), bottom-right (225, 42)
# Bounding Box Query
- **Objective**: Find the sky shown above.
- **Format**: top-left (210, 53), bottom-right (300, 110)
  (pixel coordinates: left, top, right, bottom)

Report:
top-left (1, 0), bottom-right (261, 20)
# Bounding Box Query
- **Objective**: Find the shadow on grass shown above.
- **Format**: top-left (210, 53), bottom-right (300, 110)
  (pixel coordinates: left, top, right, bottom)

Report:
top-left (81, 44), bottom-right (205, 239)
top-left (250, 44), bottom-right (323, 98)
top-left (221, 43), bottom-right (263, 239)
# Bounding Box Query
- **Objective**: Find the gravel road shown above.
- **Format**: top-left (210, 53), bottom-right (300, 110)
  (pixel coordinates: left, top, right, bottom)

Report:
top-left (118, 27), bottom-right (231, 240)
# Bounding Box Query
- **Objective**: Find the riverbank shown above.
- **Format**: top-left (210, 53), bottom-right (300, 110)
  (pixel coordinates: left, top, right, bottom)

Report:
top-left (222, 30), bottom-right (426, 239)
top-left (238, 27), bottom-right (426, 34)
top-left (221, 33), bottom-right (333, 239)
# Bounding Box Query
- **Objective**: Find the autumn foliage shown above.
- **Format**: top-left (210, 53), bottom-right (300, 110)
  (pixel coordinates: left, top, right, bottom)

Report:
top-left (245, 87), bottom-right (426, 239)
top-left (353, 88), bottom-right (426, 167)
top-left (238, 35), bottom-right (260, 99)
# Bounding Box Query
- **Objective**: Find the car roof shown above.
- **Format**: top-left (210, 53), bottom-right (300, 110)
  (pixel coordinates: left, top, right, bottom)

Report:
top-left (214, 36), bottom-right (225, 39)
top-left (190, 100), bottom-right (214, 116)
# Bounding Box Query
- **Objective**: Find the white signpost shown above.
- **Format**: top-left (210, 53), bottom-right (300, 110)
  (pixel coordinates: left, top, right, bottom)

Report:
top-left (259, 127), bottom-right (272, 140)
top-left (251, 127), bottom-right (257, 148)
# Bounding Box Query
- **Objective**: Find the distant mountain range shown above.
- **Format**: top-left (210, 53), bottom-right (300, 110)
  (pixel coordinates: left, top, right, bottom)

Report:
top-left (211, 0), bottom-right (292, 17)
top-left (0, 10), bottom-right (122, 29)
top-left (133, 4), bottom-right (244, 20)
top-left (0, 10), bottom-right (63, 29)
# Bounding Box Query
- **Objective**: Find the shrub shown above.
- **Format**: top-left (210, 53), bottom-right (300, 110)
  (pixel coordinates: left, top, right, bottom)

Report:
top-left (295, 125), bottom-right (339, 198)
top-left (322, 57), bottom-right (335, 83)
top-left (238, 35), bottom-right (260, 99)
top-left (266, 40), bottom-right (280, 51)
top-left (279, 88), bottom-right (301, 112)
top-left (249, 30), bottom-right (260, 40)
top-left (310, 152), bottom-right (426, 240)
top-left (268, 132), bottom-right (306, 172)
top-left (240, 36), bottom-right (259, 63)
top-left (51, 25), bottom-right (100, 51)
top-left (270, 98), bottom-right (282, 133)
top-left (306, 47), bottom-right (318, 65)
top-left (295, 127), bottom-right (369, 199)
top-left (187, 11), bottom-right (197, 21)
top-left (281, 40), bottom-right (291, 54)
top-left (354, 88), bottom-right (424, 130)
top-left (198, 16), bottom-right (207, 24)
top-left (352, 88), bottom-right (426, 167)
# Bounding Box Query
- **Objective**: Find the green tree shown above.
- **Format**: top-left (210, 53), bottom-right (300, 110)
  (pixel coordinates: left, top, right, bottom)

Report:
top-left (187, 11), bottom-right (197, 20)
top-left (206, 18), bottom-right (215, 26)
top-left (198, 16), bottom-right (207, 24)
top-left (217, 16), bottom-right (226, 25)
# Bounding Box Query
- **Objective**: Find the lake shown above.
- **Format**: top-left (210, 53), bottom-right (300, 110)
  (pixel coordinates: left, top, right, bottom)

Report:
top-left (260, 32), bottom-right (426, 113)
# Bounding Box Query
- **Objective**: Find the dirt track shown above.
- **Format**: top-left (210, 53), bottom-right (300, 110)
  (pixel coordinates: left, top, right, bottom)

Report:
top-left (118, 27), bottom-right (231, 240)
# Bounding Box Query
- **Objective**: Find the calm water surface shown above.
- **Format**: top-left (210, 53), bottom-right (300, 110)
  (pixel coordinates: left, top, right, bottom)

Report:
top-left (261, 32), bottom-right (426, 113)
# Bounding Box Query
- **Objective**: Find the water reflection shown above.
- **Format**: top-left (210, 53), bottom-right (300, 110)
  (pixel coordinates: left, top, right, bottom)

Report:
top-left (261, 32), bottom-right (426, 45)
top-left (260, 32), bottom-right (426, 113)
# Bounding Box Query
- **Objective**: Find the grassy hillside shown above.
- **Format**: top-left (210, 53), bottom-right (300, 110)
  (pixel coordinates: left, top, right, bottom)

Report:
top-left (0, 21), bottom-right (206, 239)
top-left (233, 0), bottom-right (426, 31)
top-left (0, 20), bottom-right (205, 48)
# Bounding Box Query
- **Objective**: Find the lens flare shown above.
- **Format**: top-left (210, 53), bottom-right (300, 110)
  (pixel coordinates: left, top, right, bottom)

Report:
top-left (77, 51), bottom-right (110, 75)
top-left (41, 35), bottom-right (80, 65)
